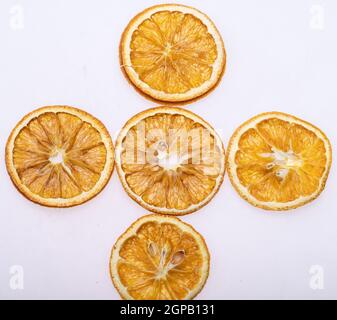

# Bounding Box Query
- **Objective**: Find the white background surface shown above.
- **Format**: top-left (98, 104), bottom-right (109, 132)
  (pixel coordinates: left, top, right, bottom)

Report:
top-left (0, 0), bottom-right (336, 300)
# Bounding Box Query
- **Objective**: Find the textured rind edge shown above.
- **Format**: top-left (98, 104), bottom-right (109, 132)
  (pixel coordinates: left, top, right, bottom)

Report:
top-left (225, 111), bottom-right (333, 211)
top-left (109, 214), bottom-right (211, 300)
top-left (115, 106), bottom-right (226, 216)
top-left (119, 3), bottom-right (227, 105)
top-left (5, 105), bottom-right (115, 208)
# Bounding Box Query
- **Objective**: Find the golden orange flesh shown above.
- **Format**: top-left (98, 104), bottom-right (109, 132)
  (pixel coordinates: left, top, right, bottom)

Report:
top-left (120, 113), bottom-right (222, 211)
top-left (13, 112), bottom-right (107, 199)
top-left (130, 11), bottom-right (217, 94)
top-left (235, 118), bottom-right (328, 203)
top-left (115, 219), bottom-right (207, 300)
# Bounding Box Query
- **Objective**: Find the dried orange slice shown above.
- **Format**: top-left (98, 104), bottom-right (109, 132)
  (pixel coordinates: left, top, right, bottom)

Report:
top-left (226, 112), bottom-right (332, 211)
top-left (115, 106), bottom-right (225, 215)
top-left (110, 214), bottom-right (210, 300)
top-left (6, 106), bottom-right (114, 207)
top-left (120, 4), bottom-right (226, 103)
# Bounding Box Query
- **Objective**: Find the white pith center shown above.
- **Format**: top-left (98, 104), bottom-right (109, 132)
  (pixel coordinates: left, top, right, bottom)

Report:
top-left (156, 141), bottom-right (182, 171)
top-left (263, 148), bottom-right (303, 179)
top-left (158, 153), bottom-right (181, 171)
top-left (49, 149), bottom-right (65, 165)
top-left (149, 243), bottom-right (185, 280)
top-left (163, 43), bottom-right (172, 56)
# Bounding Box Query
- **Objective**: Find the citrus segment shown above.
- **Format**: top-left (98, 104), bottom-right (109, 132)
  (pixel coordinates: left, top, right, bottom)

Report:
top-left (120, 4), bottom-right (226, 103)
top-left (115, 107), bottom-right (225, 215)
top-left (6, 106), bottom-right (115, 207)
top-left (110, 215), bottom-right (210, 300)
top-left (226, 112), bottom-right (332, 210)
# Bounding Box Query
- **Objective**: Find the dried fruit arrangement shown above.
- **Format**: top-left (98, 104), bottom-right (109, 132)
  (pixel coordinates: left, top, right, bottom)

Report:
top-left (5, 4), bottom-right (332, 301)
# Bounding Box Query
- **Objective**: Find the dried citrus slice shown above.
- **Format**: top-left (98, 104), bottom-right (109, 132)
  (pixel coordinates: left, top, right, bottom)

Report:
top-left (115, 106), bottom-right (225, 215)
top-left (6, 106), bottom-right (114, 207)
top-left (110, 214), bottom-right (210, 300)
top-left (120, 4), bottom-right (226, 103)
top-left (226, 112), bottom-right (332, 211)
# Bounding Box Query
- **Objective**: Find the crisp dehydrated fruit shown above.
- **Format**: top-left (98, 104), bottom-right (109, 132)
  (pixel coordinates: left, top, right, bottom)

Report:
top-left (115, 106), bottom-right (225, 215)
top-left (110, 214), bottom-right (210, 300)
top-left (120, 4), bottom-right (226, 103)
top-left (226, 112), bottom-right (332, 210)
top-left (6, 106), bottom-right (114, 207)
